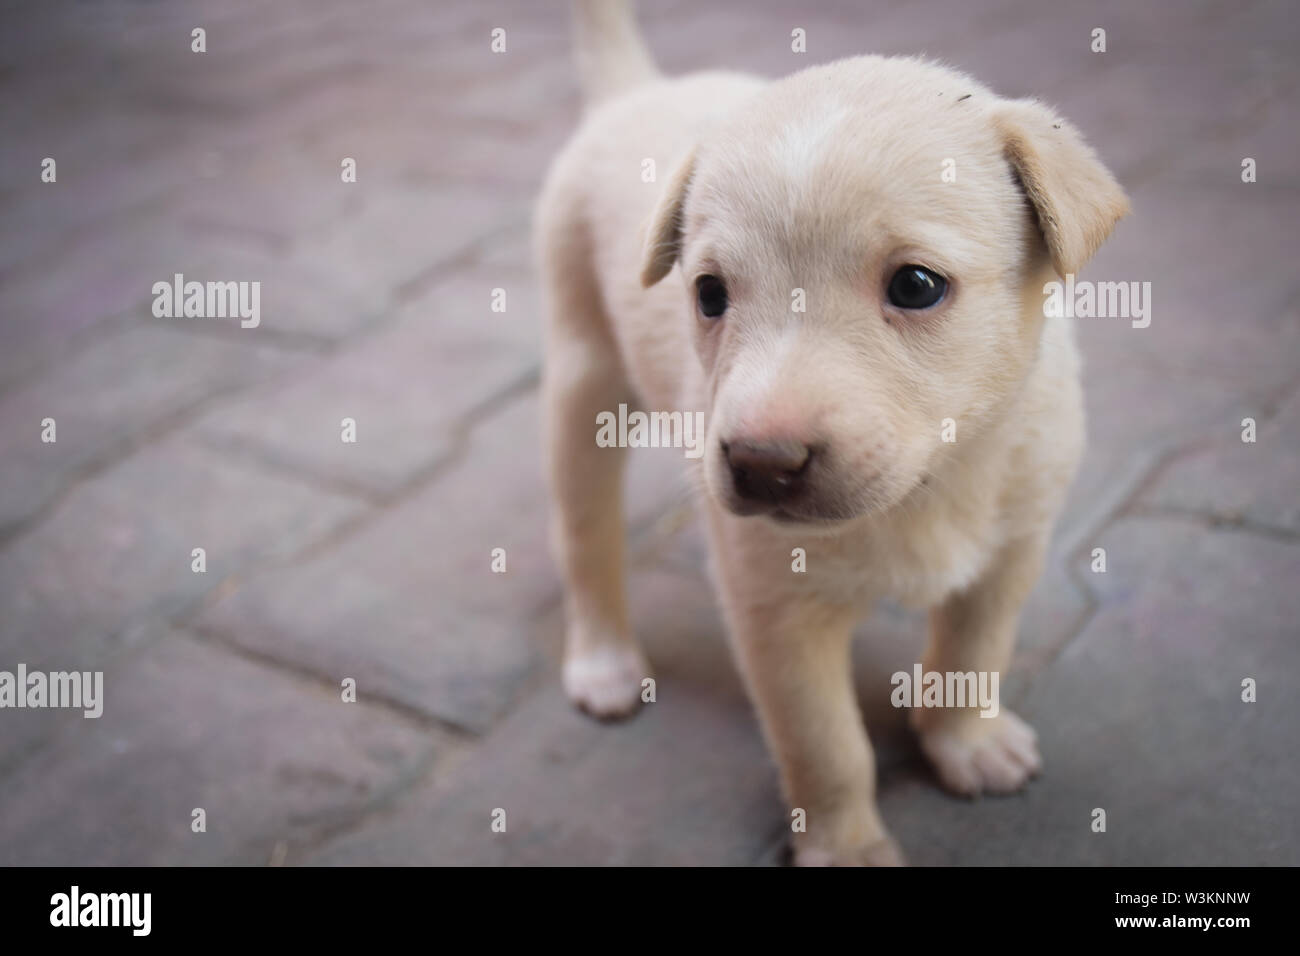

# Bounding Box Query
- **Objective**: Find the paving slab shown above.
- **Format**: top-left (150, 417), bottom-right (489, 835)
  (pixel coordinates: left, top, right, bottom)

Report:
top-left (171, 144), bottom-right (368, 245)
top-left (194, 396), bottom-right (553, 732)
top-left (1058, 178), bottom-right (1300, 546)
top-left (282, 183), bottom-right (528, 298)
top-left (1138, 385), bottom-right (1300, 534)
top-left (191, 273), bottom-right (538, 498)
top-left (1051, 0), bottom-right (1299, 184)
top-left (0, 322), bottom-right (301, 535)
top-left (0, 632), bottom-right (439, 866)
top-left (0, 433), bottom-right (365, 767)
top-left (0, 221), bottom-right (193, 385)
top-left (301, 566), bottom-right (781, 865)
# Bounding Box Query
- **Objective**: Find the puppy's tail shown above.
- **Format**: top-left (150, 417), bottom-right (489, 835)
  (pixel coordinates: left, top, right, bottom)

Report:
top-left (572, 0), bottom-right (659, 109)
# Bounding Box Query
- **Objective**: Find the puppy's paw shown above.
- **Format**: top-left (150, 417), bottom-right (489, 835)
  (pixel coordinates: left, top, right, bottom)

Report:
top-left (916, 710), bottom-right (1041, 797)
top-left (562, 645), bottom-right (650, 719)
top-left (794, 834), bottom-right (904, 867)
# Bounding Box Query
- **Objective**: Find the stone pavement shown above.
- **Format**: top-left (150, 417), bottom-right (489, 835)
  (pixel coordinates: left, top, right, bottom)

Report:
top-left (0, 0), bottom-right (1296, 865)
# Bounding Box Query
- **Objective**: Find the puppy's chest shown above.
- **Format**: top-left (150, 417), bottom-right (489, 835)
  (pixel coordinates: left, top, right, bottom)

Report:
top-left (812, 502), bottom-right (999, 610)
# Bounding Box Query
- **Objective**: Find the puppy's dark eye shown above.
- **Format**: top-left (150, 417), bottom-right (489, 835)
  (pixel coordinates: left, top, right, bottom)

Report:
top-left (886, 266), bottom-right (947, 310)
top-left (696, 275), bottom-right (728, 318)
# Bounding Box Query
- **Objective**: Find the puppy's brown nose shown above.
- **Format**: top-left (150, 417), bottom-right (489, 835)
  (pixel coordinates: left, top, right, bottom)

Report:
top-left (724, 439), bottom-right (811, 504)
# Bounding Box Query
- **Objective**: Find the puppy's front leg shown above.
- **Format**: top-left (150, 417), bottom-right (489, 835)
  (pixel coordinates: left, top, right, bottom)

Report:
top-left (911, 535), bottom-right (1047, 796)
top-left (723, 589), bottom-right (901, 866)
top-left (542, 323), bottom-right (648, 719)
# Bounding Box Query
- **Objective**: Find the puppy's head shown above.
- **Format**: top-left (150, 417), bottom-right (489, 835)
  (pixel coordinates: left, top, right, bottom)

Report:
top-left (641, 56), bottom-right (1128, 528)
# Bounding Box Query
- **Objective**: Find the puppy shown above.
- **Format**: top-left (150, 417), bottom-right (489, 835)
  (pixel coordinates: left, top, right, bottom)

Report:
top-left (536, 0), bottom-right (1127, 865)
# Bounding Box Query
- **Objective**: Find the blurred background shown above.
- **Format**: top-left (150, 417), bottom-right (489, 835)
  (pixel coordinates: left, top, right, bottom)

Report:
top-left (0, 0), bottom-right (1296, 865)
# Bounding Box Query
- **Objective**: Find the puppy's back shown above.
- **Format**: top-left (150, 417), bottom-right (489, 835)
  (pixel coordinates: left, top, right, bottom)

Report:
top-left (537, 53), bottom-right (761, 407)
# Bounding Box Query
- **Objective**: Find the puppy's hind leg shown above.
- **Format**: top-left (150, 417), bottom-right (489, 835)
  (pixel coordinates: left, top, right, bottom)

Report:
top-left (540, 248), bottom-right (648, 719)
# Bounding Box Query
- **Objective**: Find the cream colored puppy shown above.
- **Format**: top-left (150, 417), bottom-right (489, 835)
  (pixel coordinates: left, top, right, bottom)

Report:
top-left (537, 1), bottom-right (1127, 865)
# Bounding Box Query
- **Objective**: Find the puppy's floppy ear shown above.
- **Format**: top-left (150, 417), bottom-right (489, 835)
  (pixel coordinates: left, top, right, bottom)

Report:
top-left (640, 146), bottom-right (697, 288)
top-left (994, 99), bottom-right (1130, 278)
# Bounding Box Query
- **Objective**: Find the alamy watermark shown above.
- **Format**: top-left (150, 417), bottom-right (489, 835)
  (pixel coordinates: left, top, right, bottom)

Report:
top-left (890, 664), bottom-right (999, 718)
top-left (152, 273), bottom-right (260, 328)
top-left (595, 403), bottom-right (705, 459)
top-left (1044, 273), bottom-right (1151, 328)
top-left (0, 664), bottom-right (103, 718)
top-left (50, 886), bottom-right (150, 936)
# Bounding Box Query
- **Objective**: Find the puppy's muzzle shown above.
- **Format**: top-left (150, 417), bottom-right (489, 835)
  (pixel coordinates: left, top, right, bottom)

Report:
top-left (723, 438), bottom-right (812, 506)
